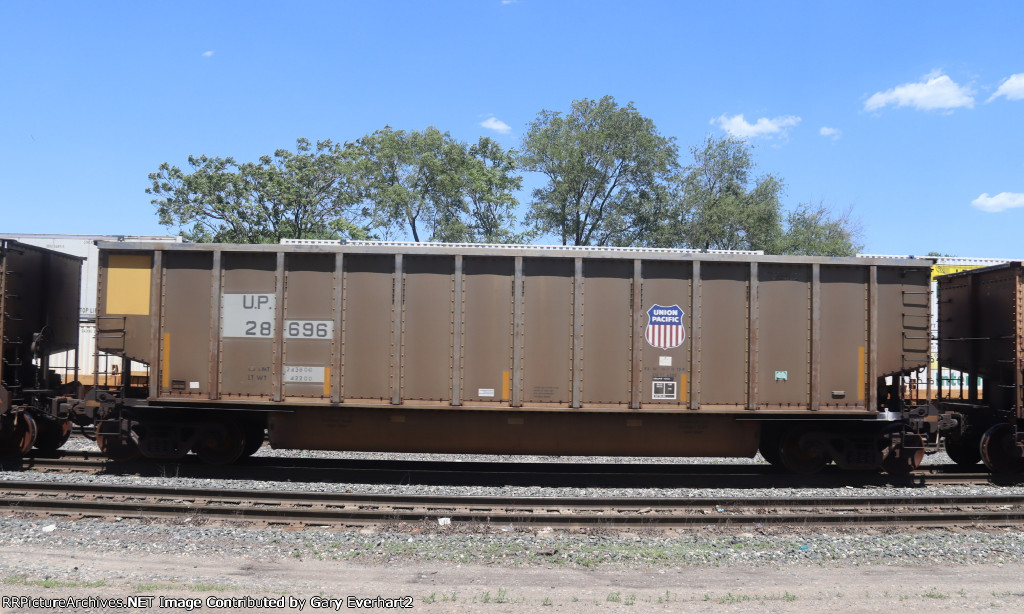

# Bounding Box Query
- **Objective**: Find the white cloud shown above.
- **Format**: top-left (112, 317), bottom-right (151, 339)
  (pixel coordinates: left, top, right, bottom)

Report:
top-left (202, 50), bottom-right (215, 57)
top-left (988, 73), bottom-right (1024, 102)
top-left (712, 114), bottom-right (801, 139)
top-left (864, 71), bottom-right (974, 112)
top-left (971, 192), bottom-right (1024, 212)
top-left (819, 126), bottom-right (841, 140)
top-left (480, 116), bottom-right (511, 134)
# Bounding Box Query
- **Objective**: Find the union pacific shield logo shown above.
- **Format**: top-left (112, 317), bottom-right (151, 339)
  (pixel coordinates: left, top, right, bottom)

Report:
top-left (645, 304), bottom-right (686, 349)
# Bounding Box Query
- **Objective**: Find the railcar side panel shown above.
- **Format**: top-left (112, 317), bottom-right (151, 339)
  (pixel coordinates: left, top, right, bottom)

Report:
top-left (341, 255), bottom-right (394, 401)
top-left (877, 267), bottom-right (931, 377)
top-left (282, 253), bottom-right (335, 401)
top-left (581, 259), bottom-right (632, 406)
top-left (219, 252), bottom-right (276, 399)
top-left (401, 256), bottom-right (454, 403)
top-left (96, 244), bottom-right (932, 423)
top-left (521, 258), bottom-right (574, 406)
top-left (757, 264), bottom-right (811, 408)
top-left (698, 262), bottom-right (749, 408)
top-left (1, 238), bottom-right (82, 453)
top-left (2, 241), bottom-right (82, 355)
top-left (639, 261), bottom-right (692, 407)
top-left (938, 262), bottom-right (1023, 410)
top-left (159, 252), bottom-right (213, 398)
top-left (818, 265), bottom-right (868, 408)
top-left (461, 257), bottom-right (514, 405)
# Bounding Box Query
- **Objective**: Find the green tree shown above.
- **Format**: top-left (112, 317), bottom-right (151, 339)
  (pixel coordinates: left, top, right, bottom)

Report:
top-left (670, 136), bottom-right (783, 251)
top-left (462, 137), bottom-right (527, 243)
top-left (777, 201), bottom-right (863, 257)
top-left (148, 138), bottom-right (369, 243)
top-left (352, 127), bottom-right (523, 242)
top-left (520, 96), bottom-right (679, 246)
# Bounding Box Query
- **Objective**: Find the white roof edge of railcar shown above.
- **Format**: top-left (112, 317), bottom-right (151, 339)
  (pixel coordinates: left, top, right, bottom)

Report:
top-left (280, 238), bottom-right (766, 255)
top-left (858, 253), bottom-right (1013, 266)
top-left (2, 233), bottom-right (184, 243)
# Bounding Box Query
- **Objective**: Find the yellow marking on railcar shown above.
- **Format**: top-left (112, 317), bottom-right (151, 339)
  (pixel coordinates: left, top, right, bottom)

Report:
top-left (162, 333), bottom-right (171, 390)
top-left (323, 367), bottom-right (331, 396)
top-left (679, 373), bottom-right (688, 403)
top-left (857, 345), bottom-right (866, 401)
top-left (931, 264), bottom-right (983, 280)
top-left (502, 370), bottom-right (511, 400)
top-left (105, 254), bottom-right (152, 315)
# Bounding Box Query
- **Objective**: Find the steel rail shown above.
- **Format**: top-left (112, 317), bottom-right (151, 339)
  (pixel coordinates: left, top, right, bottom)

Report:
top-left (3, 480), bottom-right (1024, 528)
top-left (3, 452), bottom-right (1017, 488)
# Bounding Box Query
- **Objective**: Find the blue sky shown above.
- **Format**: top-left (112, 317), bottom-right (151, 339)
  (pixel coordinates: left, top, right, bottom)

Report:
top-left (2, 1), bottom-right (1022, 257)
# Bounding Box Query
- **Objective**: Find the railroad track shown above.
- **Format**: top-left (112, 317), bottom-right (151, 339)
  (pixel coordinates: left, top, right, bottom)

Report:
top-left (2, 451), bottom-right (1017, 488)
top-left (3, 480), bottom-right (1024, 528)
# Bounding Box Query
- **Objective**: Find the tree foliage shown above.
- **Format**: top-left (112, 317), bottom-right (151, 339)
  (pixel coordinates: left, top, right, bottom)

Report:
top-left (664, 136), bottom-right (860, 256)
top-left (669, 136), bottom-right (783, 251)
top-left (521, 96), bottom-right (679, 246)
top-left (351, 127), bottom-right (523, 243)
top-left (148, 139), bottom-right (369, 243)
top-left (148, 102), bottom-right (864, 255)
top-left (777, 201), bottom-right (863, 257)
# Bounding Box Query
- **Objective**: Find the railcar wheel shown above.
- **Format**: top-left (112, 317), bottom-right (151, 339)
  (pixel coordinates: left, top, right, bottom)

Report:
top-left (944, 431), bottom-right (982, 467)
top-left (96, 420), bottom-right (141, 462)
top-left (883, 433), bottom-right (925, 475)
top-left (33, 418), bottom-right (72, 452)
top-left (195, 419), bottom-right (246, 465)
top-left (779, 428), bottom-right (828, 475)
top-left (241, 420), bottom-right (266, 458)
top-left (0, 413), bottom-right (38, 457)
top-left (980, 423), bottom-right (1024, 474)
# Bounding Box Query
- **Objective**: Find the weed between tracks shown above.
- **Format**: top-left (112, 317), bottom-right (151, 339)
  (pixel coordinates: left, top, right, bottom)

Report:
top-left (2, 576), bottom-right (107, 589)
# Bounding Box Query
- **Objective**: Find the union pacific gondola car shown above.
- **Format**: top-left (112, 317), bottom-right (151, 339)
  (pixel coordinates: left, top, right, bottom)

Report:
top-left (78, 241), bottom-right (935, 474)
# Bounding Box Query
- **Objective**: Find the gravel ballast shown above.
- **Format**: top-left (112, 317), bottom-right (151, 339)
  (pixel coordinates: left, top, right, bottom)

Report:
top-left (5, 441), bottom-right (1024, 611)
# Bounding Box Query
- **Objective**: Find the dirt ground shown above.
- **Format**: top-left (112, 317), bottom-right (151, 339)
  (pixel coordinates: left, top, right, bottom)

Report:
top-left (2, 545), bottom-right (1024, 613)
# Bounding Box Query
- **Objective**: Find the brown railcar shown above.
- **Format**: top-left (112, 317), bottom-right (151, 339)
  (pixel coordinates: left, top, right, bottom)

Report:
top-left (90, 241), bottom-right (932, 472)
top-left (0, 238), bottom-right (82, 455)
top-left (937, 262), bottom-right (1024, 471)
